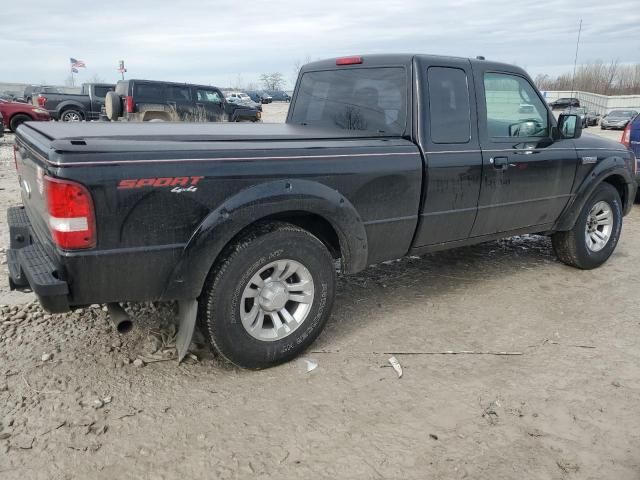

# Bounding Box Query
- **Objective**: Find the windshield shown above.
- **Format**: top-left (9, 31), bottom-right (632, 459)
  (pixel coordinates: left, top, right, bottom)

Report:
top-left (290, 67), bottom-right (407, 134)
top-left (608, 110), bottom-right (636, 118)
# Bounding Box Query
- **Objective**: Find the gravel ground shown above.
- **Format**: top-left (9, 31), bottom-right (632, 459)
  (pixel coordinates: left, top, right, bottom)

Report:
top-left (1, 112), bottom-right (639, 479)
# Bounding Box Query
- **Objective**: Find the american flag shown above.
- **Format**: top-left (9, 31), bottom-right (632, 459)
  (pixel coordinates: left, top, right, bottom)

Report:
top-left (70, 58), bottom-right (86, 69)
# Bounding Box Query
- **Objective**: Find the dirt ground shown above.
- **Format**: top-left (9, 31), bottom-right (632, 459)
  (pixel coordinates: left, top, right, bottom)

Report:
top-left (1, 109), bottom-right (639, 479)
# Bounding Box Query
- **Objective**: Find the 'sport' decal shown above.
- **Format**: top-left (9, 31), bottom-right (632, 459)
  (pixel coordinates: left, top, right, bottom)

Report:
top-left (118, 176), bottom-right (203, 193)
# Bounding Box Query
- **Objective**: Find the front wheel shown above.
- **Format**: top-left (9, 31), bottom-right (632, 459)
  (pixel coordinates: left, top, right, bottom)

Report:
top-left (9, 114), bottom-right (31, 132)
top-left (199, 222), bottom-right (336, 369)
top-left (552, 183), bottom-right (622, 269)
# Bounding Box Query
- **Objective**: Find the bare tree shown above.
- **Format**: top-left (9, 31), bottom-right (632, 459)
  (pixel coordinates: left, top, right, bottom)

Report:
top-left (260, 72), bottom-right (285, 91)
top-left (291, 55), bottom-right (312, 87)
top-left (535, 60), bottom-right (640, 95)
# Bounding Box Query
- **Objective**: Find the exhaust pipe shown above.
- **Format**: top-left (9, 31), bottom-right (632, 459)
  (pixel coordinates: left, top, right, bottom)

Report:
top-left (106, 303), bottom-right (134, 334)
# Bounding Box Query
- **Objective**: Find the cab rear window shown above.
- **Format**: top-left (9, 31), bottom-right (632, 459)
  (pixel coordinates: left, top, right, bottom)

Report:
top-left (290, 67), bottom-right (407, 134)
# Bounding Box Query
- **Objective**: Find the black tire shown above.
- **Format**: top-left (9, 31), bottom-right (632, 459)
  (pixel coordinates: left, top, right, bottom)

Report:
top-left (105, 91), bottom-right (122, 120)
top-left (59, 109), bottom-right (84, 122)
top-left (551, 183), bottom-right (623, 269)
top-left (199, 222), bottom-right (336, 369)
top-left (9, 114), bottom-right (31, 132)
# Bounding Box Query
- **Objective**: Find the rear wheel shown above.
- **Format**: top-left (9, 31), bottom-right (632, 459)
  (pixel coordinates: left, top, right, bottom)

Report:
top-left (199, 222), bottom-right (336, 369)
top-left (552, 183), bottom-right (622, 269)
top-left (60, 109), bottom-right (83, 122)
top-left (9, 114), bottom-right (31, 132)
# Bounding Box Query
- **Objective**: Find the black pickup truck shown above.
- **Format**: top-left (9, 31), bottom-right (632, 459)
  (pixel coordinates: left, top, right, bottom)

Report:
top-left (7, 54), bottom-right (637, 369)
top-left (35, 83), bottom-right (115, 122)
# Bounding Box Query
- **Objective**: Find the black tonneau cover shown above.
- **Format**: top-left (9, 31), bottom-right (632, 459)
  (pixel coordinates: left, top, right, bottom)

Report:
top-left (25, 122), bottom-right (390, 146)
top-left (17, 121), bottom-right (415, 165)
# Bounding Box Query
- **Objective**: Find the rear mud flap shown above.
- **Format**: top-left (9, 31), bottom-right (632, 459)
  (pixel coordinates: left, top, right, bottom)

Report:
top-left (176, 299), bottom-right (198, 363)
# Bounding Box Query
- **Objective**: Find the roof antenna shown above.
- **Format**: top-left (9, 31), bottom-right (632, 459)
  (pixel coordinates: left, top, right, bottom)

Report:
top-left (476, 56), bottom-right (485, 60)
top-left (569, 19), bottom-right (582, 101)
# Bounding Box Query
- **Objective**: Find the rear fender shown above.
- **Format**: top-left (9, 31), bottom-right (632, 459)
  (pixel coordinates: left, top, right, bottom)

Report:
top-left (161, 179), bottom-right (368, 300)
top-left (56, 100), bottom-right (86, 117)
top-left (554, 155), bottom-right (635, 231)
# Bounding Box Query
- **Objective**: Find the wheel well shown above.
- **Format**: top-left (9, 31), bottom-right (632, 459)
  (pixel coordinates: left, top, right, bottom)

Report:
top-left (244, 212), bottom-right (342, 259)
top-left (603, 174), bottom-right (628, 209)
top-left (141, 111), bottom-right (171, 122)
top-left (10, 113), bottom-right (32, 122)
top-left (9, 113), bottom-right (33, 130)
top-left (60, 106), bottom-right (84, 117)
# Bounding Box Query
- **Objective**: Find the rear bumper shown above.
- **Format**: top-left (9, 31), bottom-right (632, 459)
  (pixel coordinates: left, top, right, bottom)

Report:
top-left (7, 206), bottom-right (70, 313)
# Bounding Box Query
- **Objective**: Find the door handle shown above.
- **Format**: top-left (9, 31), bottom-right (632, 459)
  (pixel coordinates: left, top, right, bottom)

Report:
top-left (490, 156), bottom-right (509, 170)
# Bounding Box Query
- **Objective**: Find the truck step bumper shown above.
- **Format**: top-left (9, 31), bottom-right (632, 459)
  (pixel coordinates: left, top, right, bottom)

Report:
top-left (7, 206), bottom-right (70, 313)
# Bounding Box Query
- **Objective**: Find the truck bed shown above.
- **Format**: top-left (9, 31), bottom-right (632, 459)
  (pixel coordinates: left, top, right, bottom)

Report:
top-left (13, 121), bottom-right (424, 308)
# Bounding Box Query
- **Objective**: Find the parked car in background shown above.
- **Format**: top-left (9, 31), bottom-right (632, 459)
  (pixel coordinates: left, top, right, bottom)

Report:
top-left (0, 98), bottom-right (50, 131)
top-left (621, 114), bottom-right (640, 200)
top-left (0, 112), bottom-right (3, 137)
top-left (245, 91), bottom-right (261, 103)
top-left (563, 107), bottom-right (588, 128)
top-left (601, 110), bottom-right (638, 130)
top-left (586, 111), bottom-right (601, 126)
top-left (266, 90), bottom-right (291, 102)
top-left (36, 83), bottom-right (115, 121)
top-left (548, 97), bottom-right (580, 110)
top-left (0, 92), bottom-right (27, 103)
top-left (259, 92), bottom-right (273, 104)
top-left (247, 91), bottom-right (273, 104)
top-left (225, 91), bottom-right (263, 111)
top-left (105, 79), bottom-right (261, 122)
top-left (23, 85), bottom-right (62, 104)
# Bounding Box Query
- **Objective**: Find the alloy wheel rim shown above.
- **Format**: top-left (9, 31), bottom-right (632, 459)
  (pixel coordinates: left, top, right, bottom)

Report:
top-left (63, 112), bottom-right (81, 121)
top-left (240, 259), bottom-right (314, 341)
top-left (585, 201), bottom-right (613, 252)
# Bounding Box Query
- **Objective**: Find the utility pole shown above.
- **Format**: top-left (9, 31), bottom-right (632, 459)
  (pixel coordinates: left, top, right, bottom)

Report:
top-left (569, 19), bottom-right (582, 98)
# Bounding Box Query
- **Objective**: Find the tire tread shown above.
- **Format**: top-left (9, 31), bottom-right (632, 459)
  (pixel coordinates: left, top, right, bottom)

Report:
top-left (199, 221), bottom-right (331, 368)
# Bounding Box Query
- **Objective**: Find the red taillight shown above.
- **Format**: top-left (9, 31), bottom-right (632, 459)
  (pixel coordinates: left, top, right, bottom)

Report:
top-left (336, 56), bottom-right (363, 66)
top-left (37, 95), bottom-right (46, 107)
top-left (621, 123), bottom-right (631, 148)
top-left (44, 176), bottom-right (96, 250)
top-left (125, 96), bottom-right (134, 113)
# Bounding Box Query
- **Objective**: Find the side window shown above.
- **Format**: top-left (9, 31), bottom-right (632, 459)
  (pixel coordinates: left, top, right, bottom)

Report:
top-left (427, 67), bottom-right (471, 143)
top-left (196, 89), bottom-right (221, 103)
top-left (134, 83), bottom-right (165, 102)
top-left (484, 73), bottom-right (548, 138)
top-left (93, 86), bottom-right (114, 98)
top-left (167, 86), bottom-right (192, 102)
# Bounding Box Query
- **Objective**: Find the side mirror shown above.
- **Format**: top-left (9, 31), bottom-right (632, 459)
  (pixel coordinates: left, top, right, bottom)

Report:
top-left (558, 113), bottom-right (582, 139)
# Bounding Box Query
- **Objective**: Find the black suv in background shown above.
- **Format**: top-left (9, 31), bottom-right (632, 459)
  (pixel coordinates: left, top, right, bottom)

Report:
top-left (548, 97), bottom-right (580, 110)
top-left (105, 79), bottom-right (261, 122)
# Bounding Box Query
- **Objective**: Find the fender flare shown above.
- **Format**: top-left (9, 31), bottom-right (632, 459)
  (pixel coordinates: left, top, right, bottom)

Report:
top-left (56, 100), bottom-right (86, 118)
top-left (161, 179), bottom-right (368, 300)
top-left (554, 155), bottom-right (634, 231)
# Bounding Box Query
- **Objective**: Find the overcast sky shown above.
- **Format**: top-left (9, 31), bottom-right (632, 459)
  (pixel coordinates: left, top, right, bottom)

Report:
top-left (1, 0), bottom-right (639, 89)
